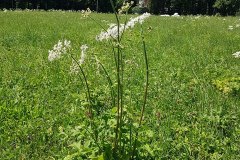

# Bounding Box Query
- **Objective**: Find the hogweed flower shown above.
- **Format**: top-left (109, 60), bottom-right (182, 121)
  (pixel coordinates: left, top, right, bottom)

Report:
top-left (48, 40), bottom-right (71, 61)
top-left (70, 44), bottom-right (88, 74)
top-left (232, 51), bottom-right (240, 58)
top-left (96, 13), bottom-right (151, 41)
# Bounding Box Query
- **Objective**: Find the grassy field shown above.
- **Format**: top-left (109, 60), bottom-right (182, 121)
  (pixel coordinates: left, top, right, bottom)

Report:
top-left (0, 11), bottom-right (240, 159)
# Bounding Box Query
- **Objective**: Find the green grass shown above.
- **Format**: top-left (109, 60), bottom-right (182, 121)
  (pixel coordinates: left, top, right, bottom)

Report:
top-left (0, 11), bottom-right (239, 159)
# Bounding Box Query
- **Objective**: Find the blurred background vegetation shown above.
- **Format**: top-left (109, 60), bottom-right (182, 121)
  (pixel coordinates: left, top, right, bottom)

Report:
top-left (0, 0), bottom-right (239, 16)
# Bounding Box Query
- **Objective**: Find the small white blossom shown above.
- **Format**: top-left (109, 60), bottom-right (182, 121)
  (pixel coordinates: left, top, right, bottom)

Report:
top-left (172, 13), bottom-right (180, 17)
top-left (70, 60), bottom-right (79, 74)
top-left (195, 16), bottom-right (201, 19)
top-left (70, 44), bottom-right (88, 74)
top-left (82, 8), bottom-right (91, 17)
top-left (228, 26), bottom-right (234, 30)
top-left (232, 51), bottom-right (240, 58)
top-left (64, 40), bottom-right (71, 48)
top-left (48, 40), bottom-right (71, 61)
top-left (79, 44), bottom-right (88, 64)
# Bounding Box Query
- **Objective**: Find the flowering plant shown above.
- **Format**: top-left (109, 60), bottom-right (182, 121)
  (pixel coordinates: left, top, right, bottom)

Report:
top-left (48, 0), bottom-right (151, 159)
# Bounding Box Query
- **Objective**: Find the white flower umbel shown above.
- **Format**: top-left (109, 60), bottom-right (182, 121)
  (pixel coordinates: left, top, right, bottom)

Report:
top-left (48, 40), bottom-right (71, 61)
top-left (70, 44), bottom-right (88, 74)
top-left (232, 51), bottom-right (240, 58)
top-left (96, 23), bottom-right (125, 41)
top-left (126, 12), bottom-right (151, 28)
top-left (96, 13), bottom-right (151, 41)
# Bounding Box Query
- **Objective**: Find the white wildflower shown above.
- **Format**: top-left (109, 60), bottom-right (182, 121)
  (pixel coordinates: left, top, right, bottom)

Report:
top-left (82, 8), bottom-right (91, 17)
top-left (228, 26), bottom-right (234, 30)
top-left (96, 23), bottom-right (125, 41)
top-left (126, 12), bottom-right (151, 26)
top-left (48, 40), bottom-right (71, 61)
top-left (232, 51), bottom-right (240, 58)
top-left (70, 44), bottom-right (88, 74)
top-left (172, 13), bottom-right (180, 17)
top-left (79, 44), bottom-right (88, 64)
top-left (195, 16), bottom-right (201, 19)
top-left (70, 60), bottom-right (79, 74)
top-left (64, 40), bottom-right (71, 48)
top-left (96, 13), bottom-right (151, 41)
top-left (118, 1), bottom-right (133, 14)
top-left (236, 24), bottom-right (240, 28)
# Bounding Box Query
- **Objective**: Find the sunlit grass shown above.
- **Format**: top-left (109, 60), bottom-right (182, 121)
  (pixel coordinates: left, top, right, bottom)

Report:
top-left (0, 11), bottom-right (239, 159)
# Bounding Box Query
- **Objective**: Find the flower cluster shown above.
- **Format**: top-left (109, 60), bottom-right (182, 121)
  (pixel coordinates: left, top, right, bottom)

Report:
top-left (118, 1), bottom-right (133, 14)
top-left (81, 8), bottom-right (91, 17)
top-left (48, 40), bottom-right (71, 61)
top-left (126, 12), bottom-right (151, 27)
top-left (70, 44), bottom-right (88, 74)
top-left (228, 24), bottom-right (240, 30)
top-left (232, 51), bottom-right (240, 58)
top-left (96, 23), bottom-right (125, 41)
top-left (96, 13), bottom-right (151, 41)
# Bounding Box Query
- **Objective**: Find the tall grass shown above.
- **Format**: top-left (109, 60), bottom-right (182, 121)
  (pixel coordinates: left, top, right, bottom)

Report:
top-left (0, 9), bottom-right (239, 159)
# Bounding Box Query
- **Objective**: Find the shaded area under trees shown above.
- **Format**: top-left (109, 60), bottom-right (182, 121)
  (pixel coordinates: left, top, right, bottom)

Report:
top-left (0, 0), bottom-right (239, 15)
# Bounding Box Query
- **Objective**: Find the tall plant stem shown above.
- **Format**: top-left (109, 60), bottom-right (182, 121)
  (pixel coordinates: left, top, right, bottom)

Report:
top-left (132, 24), bottom-right (149, 159)
top-left (70, 54), bottom-right (92, 118)
top-left (138, 25), bottom-right (149, 127)
top-left (119, 49), bottom-right (124, 150)
top-left (110, 0), bottom-right (122, 152)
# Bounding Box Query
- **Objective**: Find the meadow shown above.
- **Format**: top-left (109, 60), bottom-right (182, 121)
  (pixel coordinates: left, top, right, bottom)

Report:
top-left (0, 10), bottom-right (240, 159)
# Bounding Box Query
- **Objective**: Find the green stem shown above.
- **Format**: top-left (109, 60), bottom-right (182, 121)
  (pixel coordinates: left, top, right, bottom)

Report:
top-left (132, 24), bottom-right (149, 159)
top-left (138, 25), bottom-right (149, 127)
top-left (110, 0), bottom-right (122, 152)
top-left (70, 54), bottom-right (92, 118)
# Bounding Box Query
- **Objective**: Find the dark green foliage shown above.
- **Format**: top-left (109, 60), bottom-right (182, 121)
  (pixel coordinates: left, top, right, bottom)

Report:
top-left (148, 0), bottom-right (239, 15)
top-left (131, 6), bottom-right (149, 14)
top-left (0, 0), bottom-right (240, 15)
top-left (214, 0), bottom-right (240, 15)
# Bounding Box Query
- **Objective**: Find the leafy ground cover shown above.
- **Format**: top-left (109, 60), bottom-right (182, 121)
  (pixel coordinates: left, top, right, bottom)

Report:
top-left (0, 11), bottom-right (239, 159)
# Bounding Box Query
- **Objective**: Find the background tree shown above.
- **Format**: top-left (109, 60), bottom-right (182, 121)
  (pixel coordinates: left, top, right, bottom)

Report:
top-left (0, 0), bottom-right (239, 15)
top-left (214, 0), bottom-right (240, 15)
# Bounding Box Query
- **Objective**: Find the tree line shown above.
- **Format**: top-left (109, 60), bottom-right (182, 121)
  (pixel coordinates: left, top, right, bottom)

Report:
top-left (0, 0), bottom-right (239, 16)
top-left (0, 0), bottom-right (116, 12)
top-left (150, 0), bottom-right (240, 16)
